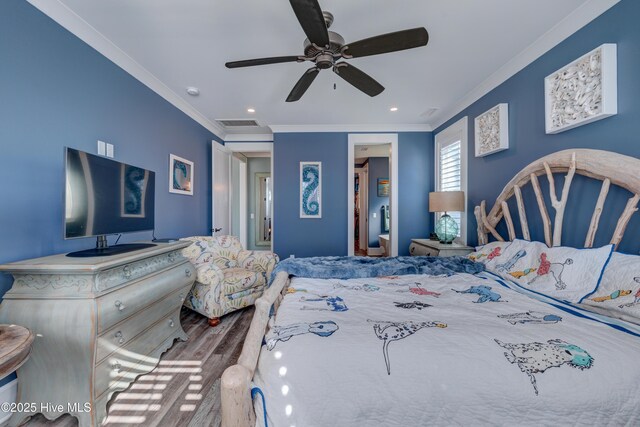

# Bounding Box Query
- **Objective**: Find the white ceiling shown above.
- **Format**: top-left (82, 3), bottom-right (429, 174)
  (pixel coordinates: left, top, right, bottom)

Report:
top-left (34, 0), bottom-right (618, 137)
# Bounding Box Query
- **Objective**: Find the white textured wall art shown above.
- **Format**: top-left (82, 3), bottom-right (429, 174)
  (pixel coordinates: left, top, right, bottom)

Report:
top-left (545, 43), bottom-right (617, 134)
top-left (475, 103), bottom-right (509, 157)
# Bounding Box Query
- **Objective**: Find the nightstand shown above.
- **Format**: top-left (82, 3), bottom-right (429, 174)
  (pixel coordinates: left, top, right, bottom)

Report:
top-left (409, 239), bottom-right (474, 257)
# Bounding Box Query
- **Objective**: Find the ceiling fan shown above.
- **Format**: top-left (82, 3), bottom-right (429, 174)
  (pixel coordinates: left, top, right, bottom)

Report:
top-left (225, 0), bottom-right (429, 102)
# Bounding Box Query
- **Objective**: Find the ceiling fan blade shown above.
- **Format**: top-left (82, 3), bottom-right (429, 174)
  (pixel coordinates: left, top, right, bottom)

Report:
top-left (286, 67), bottom-right (320, 102)
top-left (333, 63), bottom-right (384, 97)
top-left (342, 27), bottom-right (429, 58)
top-left (225, 56), bottom-right (303, 69)
top-left (289, 0), bottom-right (330, 48)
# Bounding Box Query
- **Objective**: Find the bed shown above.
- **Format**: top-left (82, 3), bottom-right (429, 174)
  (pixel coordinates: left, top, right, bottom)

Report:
top-left (221, 149), bottom-right (640, 427)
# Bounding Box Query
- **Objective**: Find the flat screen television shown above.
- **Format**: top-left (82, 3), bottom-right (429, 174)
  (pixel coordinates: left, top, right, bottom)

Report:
top-left (65, 147), bottom-right (156, 257)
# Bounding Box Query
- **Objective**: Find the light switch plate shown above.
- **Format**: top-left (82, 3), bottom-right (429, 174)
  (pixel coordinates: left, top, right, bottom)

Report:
top-left (372, 212), bottom-right (377, 218)
top-left (97, 140), bottom-right (106, 156)
top-left (106, 143), bottom-right (114, 158)
top-left (250, 213), bottom-right (255, 219)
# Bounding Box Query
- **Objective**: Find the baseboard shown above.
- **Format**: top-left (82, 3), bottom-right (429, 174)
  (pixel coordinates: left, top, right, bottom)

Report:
top-left (0, 379), bottom-right (18, 425)
top-left (367, 247), bottom-right (385, 256)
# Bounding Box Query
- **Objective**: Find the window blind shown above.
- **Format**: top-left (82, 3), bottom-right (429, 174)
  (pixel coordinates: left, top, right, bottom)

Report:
top-left (439, 140), bottom-right (462, 236)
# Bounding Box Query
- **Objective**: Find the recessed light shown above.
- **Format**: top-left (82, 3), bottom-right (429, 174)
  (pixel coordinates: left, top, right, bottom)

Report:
top-left (390, 107), bottom-right (398, 112)
top-left (247, 108), bottom-right (256, 113)
top-left (186, 87), bottom-right (200, 96)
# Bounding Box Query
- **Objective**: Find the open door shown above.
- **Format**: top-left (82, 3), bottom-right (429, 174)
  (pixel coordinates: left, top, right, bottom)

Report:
top-left (212, 141), bottom-right (230, 236)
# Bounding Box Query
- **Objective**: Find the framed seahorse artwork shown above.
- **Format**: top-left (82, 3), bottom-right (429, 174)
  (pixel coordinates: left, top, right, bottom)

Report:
top-left (300, 161), bottom-right (322, 218)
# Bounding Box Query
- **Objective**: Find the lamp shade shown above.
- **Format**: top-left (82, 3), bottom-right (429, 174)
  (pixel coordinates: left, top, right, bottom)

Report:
top-left (429, 191), bottom-right (465, 213)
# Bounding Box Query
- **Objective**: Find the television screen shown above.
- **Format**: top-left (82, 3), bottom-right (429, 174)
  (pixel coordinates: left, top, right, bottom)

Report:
top-left (65, 148), bottom-right (155, 239)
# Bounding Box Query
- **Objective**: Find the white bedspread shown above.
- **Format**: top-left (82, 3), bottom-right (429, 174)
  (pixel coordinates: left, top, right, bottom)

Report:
top-left (253, 272), bottom-right (640, 426)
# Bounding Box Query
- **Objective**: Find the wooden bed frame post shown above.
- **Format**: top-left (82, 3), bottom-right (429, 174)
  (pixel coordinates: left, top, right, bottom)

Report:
top-left (221, 272), bottom-right (291, 427)
top-left (221, 365), bottom-right (255, 427)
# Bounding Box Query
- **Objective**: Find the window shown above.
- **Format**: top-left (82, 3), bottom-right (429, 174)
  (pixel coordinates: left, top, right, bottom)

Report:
top-left (435, 117), bottom-right (468, 243)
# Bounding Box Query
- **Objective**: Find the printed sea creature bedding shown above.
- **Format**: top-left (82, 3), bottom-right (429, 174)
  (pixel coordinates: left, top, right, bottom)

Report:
top-left (252, 272), bottom-right (640, 426)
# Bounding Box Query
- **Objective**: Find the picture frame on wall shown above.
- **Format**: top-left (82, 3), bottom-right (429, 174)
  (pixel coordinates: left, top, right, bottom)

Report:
top-left (474, 103), bottom-right (509, 157)
top-left (377, 178), bottom-right (390, 197)
top-left (169, 154), bottom-right (194, 196)
top-left (300, 161), bottom-right (322, 218)
top-left (544, 43), bottom-right (617, 134)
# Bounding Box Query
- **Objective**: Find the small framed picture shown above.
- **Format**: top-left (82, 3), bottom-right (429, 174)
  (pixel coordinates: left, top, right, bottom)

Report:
top-left (300, 161), bottom-right (321, 218)
top-left (169, 154), bottom-right (194, 196)
top-left (377, 178), bottom-right (390, 197)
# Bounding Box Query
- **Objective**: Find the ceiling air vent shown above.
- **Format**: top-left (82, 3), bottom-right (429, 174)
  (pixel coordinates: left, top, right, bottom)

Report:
top-left (216, 119), bottom-right (260, 127)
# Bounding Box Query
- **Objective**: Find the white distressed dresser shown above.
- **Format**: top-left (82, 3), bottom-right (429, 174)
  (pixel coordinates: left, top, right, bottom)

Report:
top-left (0, 242), bottom-right (195, 427)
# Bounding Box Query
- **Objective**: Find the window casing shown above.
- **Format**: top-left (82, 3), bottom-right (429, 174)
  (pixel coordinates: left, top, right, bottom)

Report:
top-left (434, 117), bottom-right (468, 244)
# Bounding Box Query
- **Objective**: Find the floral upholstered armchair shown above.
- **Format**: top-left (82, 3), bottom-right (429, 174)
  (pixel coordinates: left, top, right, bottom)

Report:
top-left (180, 236), bottom-right (279, 326)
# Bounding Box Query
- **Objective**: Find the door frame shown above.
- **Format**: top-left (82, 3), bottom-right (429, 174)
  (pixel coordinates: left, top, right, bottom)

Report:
top-left (230, 153), bottom-right (248, 248)
top-left (224, 142), bottom-right (274, 251)
top-left (354, 165), bottom-right (368, 252)
top-left (347, 134), bottom-right (398, 257)
top-left (212, 141), bottom-right (231, 236)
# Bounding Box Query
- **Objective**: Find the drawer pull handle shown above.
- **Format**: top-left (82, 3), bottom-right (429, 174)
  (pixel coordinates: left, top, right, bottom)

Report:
top-left (168, 252), bottom-right (176, 262)
top-left (114, 300), bottom-right (126, 311)
top-left (122, 265), bottom-right (132, 278)
top-left (185, 269), bottom-right (192, 278)
top-left (169, 319), bottom-right (175, 328)
top-left (112, 362), bottom-right (122, 373)
top-left (115, 331), bottom-right (125, 345)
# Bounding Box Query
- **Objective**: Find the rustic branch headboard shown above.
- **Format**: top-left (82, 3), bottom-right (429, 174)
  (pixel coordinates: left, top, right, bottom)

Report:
top-left (474, 149), bottom-right (640, 250)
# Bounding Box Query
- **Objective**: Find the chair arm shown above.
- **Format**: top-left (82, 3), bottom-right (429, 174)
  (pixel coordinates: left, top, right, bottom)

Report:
top-left (194, 263), bottom-right (224, 286)
top-left (238, 250), bottom-right (280, 276)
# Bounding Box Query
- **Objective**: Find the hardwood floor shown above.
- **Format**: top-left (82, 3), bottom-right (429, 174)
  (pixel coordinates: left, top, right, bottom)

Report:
top-left (23, 307), bottom-right (254, 427)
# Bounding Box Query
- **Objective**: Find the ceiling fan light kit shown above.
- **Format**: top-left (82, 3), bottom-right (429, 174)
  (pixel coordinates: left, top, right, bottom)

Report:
top-left (225, 0), bottom-right (429, 102)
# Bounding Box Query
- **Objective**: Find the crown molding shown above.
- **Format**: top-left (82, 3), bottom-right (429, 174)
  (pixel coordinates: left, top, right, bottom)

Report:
top-left (224, 134), bottom-right (274, 142)
top-left (269, 124), bottom-right (433, 133)
top-left (27, 0), bottom-right (227, 140)
top-left (225, 142), bottom-right (273, 153)
top-left (431, 0), bottom-right (621, 130)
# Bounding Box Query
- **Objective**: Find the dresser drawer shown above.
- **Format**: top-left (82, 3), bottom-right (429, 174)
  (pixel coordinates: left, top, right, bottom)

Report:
top-left (95, 250), bottom-right (185, 292)
top-left (94, 312), bottom-right (183, 398)
top-left (409, 243), bottom-right (439, 257)
top-left (96, 262), bottom-right (195, 333)
top-left (96, 285), bottom-right (191, 363)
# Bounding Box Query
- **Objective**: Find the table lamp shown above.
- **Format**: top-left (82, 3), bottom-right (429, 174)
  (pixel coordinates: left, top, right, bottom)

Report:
top-left (429, 191), bottom-right (465, 244)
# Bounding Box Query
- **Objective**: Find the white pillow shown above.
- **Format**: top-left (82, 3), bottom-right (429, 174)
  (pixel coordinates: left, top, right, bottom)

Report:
top-left (468, 241), bottom-right (513, 266)
top-left (485, 239), bottom-right (614, 303)
top-left (580, 252), bottom-right (640, 324)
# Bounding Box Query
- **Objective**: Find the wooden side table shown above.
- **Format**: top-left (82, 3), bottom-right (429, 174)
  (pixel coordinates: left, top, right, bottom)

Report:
top-left (409, 239), bottom-right (473, 257)
top-left (0, 324), bottom-right (34, 379)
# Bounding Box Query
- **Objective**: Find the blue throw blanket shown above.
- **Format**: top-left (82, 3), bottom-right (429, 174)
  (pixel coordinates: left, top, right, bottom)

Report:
top-left (270, 255), bottom-right (484, 284)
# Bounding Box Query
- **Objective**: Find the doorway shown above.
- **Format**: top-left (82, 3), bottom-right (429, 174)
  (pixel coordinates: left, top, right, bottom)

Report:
top-left (348, 134), bottom-right (398, 257)
top-left (225, 143), bottom-right (273, 251)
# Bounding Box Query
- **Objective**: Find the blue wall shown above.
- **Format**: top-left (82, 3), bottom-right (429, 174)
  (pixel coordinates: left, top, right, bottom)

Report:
top-left (0, 0), bottom-right (219, 385)
top-left (273, 132), bottom-right (433, 258)
top-left (368, 157), bottom-right (389, 247)
top-left (435, 0), bottom-right (640, 252)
